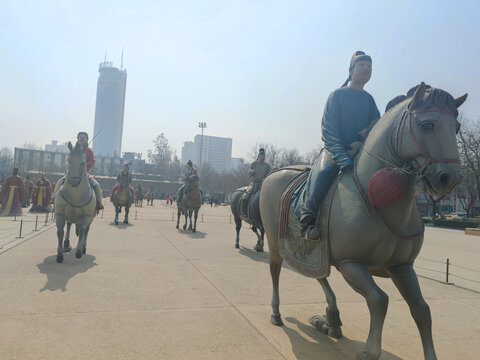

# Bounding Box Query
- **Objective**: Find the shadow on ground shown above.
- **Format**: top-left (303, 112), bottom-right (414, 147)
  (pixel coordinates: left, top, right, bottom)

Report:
top-left (37, 253), bottom-right (97, 292)
top-left (178, 229), bottom-right (207, 239)
top-left (108, 222), bottom-right (133, 229)
top-left (283, 317), bottom-right (403, 360)
top-left (238, 246), bottom-right (269, 264)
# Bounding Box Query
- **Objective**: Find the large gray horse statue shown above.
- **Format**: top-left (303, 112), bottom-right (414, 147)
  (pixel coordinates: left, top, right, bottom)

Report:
top-left (54, 142), bottom-right (96, 262)
top-left (113, 172), bottom-right (133, 225)
top-left (230, 187), bottom-right (265, 251)
top-left (176, 175), bottom-right (202, 232)
top-left (259, 83), bottom-right (466, 360)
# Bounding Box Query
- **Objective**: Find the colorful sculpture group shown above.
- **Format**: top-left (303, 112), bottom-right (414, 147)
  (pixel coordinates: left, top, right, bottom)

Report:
top-left (0, 168), bottom-right (56, 216)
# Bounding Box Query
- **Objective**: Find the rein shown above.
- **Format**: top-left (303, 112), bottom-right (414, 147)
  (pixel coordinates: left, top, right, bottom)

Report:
top-left (59, 188), bottom-right (93, 208)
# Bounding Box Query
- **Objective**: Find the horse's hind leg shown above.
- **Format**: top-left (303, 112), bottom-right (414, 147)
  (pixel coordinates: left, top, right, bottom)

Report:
top-left (183, 211), bottom-right (187, 230)
top-left (270, 255), bottom-right (284, 326)
top-left (310, 278), bottom-right (343, 339)
top-left (124, 205), bottom-right (129, 224)
top-left (63, 222), bottom-right (73, 252)
top-left (234, 215), bottom-right (242, 248)
top-left (56, 214), bottom-right (66, 263)
top-left (176, 209), bottom-right (180, 229)
top-left (389, 264), bottom-right (437, 360)
top-left (188, 210), bottom-right (193, 230)
top-left (339, 261), bottom-right (388, 360)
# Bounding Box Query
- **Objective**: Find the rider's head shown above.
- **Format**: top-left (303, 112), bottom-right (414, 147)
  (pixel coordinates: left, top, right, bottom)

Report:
top-left (123, 163), bottom-right (129, 172)
top-left (187, 160), bottom-right (193, 170)
top-left (77, 132), bottom-right (89, 148)
top-left (341, 51), bottom-right (372, 88)
top-left (13, 167), bottom-right (19, 176)
top-left (258, 148), bottom-right (266, 162)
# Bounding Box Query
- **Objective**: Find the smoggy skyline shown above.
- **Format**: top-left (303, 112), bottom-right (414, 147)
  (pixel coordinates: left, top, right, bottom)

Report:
top-left (1, 1), bottom-right (479, 160)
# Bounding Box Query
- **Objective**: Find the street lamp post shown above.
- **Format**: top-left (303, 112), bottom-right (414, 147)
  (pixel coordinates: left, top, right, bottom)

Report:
top-left (198, 122), bottom-right (207, 165)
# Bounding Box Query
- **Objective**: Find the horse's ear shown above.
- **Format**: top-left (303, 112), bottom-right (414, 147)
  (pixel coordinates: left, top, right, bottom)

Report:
top-left (68, 141), bottom-right (73, 151)
top-left (455, 94), bottom-right (468, 108)
top-left (410, 82), bottom-right (426, 110)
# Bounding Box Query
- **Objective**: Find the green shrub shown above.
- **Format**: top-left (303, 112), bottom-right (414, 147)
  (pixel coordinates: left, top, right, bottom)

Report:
top-left (432, 219), bottom-right (478, 229)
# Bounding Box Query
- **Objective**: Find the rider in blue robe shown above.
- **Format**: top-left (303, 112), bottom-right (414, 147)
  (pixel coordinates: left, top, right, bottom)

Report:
top-left (295, 51), bottom-right (380, 240)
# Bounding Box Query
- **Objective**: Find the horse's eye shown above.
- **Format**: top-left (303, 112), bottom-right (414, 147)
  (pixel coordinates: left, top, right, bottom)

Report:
top-left (420, 122), bottom-right (435, 132)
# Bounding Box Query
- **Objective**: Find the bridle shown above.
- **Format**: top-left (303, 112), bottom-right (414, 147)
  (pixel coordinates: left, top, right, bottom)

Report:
top-left (394, 109), bottom-right (460, 176)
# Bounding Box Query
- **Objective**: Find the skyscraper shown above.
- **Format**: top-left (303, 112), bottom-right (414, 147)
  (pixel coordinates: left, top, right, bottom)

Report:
top-left (92, 60), bottom-right (127, 157)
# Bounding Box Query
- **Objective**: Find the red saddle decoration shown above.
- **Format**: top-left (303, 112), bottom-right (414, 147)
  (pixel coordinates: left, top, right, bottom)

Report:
top-left (368, 167), bottom-right (409, 207)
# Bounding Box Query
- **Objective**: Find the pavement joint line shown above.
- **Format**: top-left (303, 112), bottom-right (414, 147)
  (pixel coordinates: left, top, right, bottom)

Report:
top-left (153, 224), bottom-right (288, 360)
top-left (0, 222), bottom-right (56, 255)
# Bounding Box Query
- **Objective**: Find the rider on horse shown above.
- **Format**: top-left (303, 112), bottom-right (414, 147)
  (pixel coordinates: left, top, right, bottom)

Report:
top-left (242, 147), bottom-right (272, 218)
top-left (295, 51), bottom-right (380, 240)
top-left (110, 163), bottom-right (135, 203)
top-left (177, 160), bottom-right (203, 203)
top-left (53, 132), bottom-right (104, 212)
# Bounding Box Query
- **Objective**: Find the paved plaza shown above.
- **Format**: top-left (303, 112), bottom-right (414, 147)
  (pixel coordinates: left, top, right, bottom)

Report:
top-left (0, 201), bottom-right (479, 359)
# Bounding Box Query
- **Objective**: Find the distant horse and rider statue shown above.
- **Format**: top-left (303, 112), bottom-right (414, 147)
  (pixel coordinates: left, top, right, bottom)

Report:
top-left (231, 51), bottom-right (466, 360)
top-left (110, 163), bottom-right (135, 225)
top-left (176, 160), bottom-right (203, 233)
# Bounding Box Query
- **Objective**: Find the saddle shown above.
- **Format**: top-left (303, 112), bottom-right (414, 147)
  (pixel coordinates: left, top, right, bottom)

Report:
top-left (278, 168), bottom-right (343, 278)
top-left (238, 186), bottom-right (263, 230)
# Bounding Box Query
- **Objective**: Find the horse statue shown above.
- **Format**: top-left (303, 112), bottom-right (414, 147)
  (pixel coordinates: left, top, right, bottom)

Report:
top-left (113, 171), bottom-right (133, 225)
top-left (54, 142), bottom-right (96, 262)
top-left (146, 187), bottom-right (154, 206)
top-left (230, 187), bottom-right (265, 251)
top-left (135, 185), bottom-right (144, 207)
top-left (176, 175), bottom-right (202, 232)
top-left (259, 83), bottom-right (466, 360)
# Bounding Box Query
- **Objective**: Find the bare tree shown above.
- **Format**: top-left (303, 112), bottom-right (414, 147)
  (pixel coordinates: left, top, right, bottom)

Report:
top-left (148, 133), bottom-right (173, 172)
top-left (457, 115), bottom-right (480, 217)
top-left (0, 147), bottom-right (13, 173)
top-left (279, 148), bottom-right (304, 167)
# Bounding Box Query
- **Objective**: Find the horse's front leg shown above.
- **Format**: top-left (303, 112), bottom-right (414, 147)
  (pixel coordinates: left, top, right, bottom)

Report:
top-left (63, 222), bottom-right (73, 252)
top-left (75, 216), bottom-right (91, 259)
top-left (56, 214), bottom-right (66, 263)
top-left (389, 264), bottom-right (437, 360)
top-left (310, 277), bottom-right (343, 339)
top-left (234, 214), bottom-right (242, 249)
top-left (338, 260), bottom-right (388, 360)
top-left (188, 210), bottom-right (193, 230)
top-left (183, 209), bottom-right (188, 230)
top-left (176, 208), bottom-right (180, 229)
top-left (192, 209), bottom-right (198, 233)
top-left (114, 204), bottom-right (119, 225)
top-left (252, 227), bottom-right (264, 252)
top-left (124, 204), bottom-right (129, 224)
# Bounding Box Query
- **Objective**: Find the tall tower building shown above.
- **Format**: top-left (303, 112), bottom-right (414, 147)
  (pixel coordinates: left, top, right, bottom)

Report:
top-left (92, 60), bottom-right (127, 157)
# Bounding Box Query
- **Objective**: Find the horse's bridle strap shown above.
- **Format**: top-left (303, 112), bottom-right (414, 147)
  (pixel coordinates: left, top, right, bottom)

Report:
top-left (396, 110), bottom-right (460, 175)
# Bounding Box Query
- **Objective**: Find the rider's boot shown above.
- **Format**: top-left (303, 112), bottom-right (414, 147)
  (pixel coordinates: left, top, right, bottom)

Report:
top-left (93, 182), bottom-right (104, 213)
top-left (295, 150), bottom-right (339, 241)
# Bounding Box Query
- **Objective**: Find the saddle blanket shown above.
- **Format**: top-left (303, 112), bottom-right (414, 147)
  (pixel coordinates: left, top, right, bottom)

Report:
top-left (278, 170), bottom-right (331, 278)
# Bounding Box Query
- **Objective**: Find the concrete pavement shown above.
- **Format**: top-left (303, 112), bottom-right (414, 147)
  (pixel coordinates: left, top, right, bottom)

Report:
top-left (0, 201), bottom-right (479, 359)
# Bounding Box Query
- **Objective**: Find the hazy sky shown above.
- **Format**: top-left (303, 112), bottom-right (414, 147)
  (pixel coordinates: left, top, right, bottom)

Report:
top-left (1, 0), bottom-right (479, 160)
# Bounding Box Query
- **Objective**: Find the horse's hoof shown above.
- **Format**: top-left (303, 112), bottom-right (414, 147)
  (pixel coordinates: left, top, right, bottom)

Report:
top-left (56, 255), bottom-right (63, 263)
top-left (63, 246), bottom-right (72, 253)
top-left (176, 225), bottom-right (179, 229)
top-left (183, 225), bottom-right (187, 230)
top-left (271, 314), bottom-right (284, 326)
top-left (115, 221), bottom-right (118, 225)
top-left (123, 220), bottom-right (128, 224)
top-left (235, 243), bottom-right (240, 249)
top-left (82, 247), bottom-right (86, 255)
top-left (75, 251), bottom-right (82, 259)
top-left (356, 350), bottom-right (379, 360)
top-left (309, 315), bottom-right (343, 339)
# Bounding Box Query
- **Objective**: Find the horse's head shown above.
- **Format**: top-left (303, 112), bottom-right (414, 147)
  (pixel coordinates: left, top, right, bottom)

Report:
top-left (66, 141), bottom-right (87, 187)
top-left (118, 172), bottom-right (130, 187)
top-left (396, 82), bottom-right (467, 195)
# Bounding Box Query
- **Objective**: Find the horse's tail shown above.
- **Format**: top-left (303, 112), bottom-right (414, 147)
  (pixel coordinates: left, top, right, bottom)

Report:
top-left (230, 189), bottom-right (243, 221)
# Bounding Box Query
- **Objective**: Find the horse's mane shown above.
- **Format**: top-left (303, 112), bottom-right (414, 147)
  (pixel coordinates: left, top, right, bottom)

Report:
top-left (385, 84), bottom-right (458, 116)
top-left (362, 85), bottom-right (458, 141)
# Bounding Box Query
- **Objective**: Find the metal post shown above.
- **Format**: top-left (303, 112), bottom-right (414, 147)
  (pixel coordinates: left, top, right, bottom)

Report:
top-left (446, 258), bottom-right (450, 284)
top-left (172, 212), bottom-right (174, 221)
top-left (135, 210), bottom-right (137, 220)
top-left (101, 209), bottom-right (104, 218)
top-left (35, 215), bottom-right (38, 231)
top-left (45, 212), bottom-right (48, 226)
top-left (14, 214), bottom-right (17, 222)
top-left (18, 220), bottom-right (23, 238)
top-left (198, 122), bottom-right (207, 165)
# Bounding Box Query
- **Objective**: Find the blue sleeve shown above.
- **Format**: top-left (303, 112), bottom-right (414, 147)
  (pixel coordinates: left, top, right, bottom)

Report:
top-left (321, 92), bottom-right (353, 169)
top-left (370, 96), bottom-right (380, 122)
